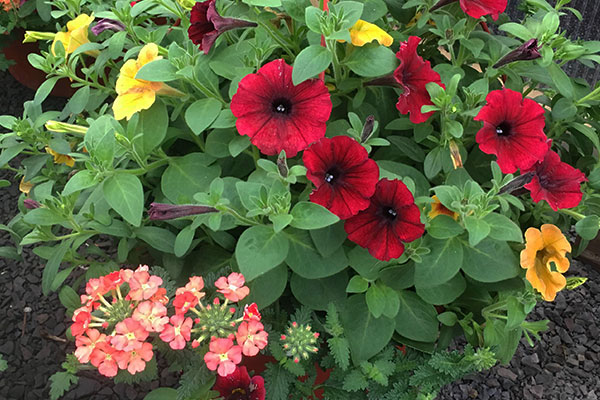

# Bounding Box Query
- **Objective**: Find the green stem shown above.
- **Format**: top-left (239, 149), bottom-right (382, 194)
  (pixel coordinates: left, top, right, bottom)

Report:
top-left (559, 209), bottom-right (586, 221)
top-left (223, 206), bottom-right (258, 226)
top-left (576, 85), bottom-right (600, 105)
top-left (326, 40), bottom-right (342, 87)
top-left (54, 230), bottom-right (98, 241)
top-left (255, 18), bottom-right (296, 60)
top-left (127, 158), bottom-right (170, 175)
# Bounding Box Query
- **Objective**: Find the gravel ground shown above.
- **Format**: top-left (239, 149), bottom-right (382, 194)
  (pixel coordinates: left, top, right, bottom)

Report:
top-left (1, 1), bottom-right (600, 396)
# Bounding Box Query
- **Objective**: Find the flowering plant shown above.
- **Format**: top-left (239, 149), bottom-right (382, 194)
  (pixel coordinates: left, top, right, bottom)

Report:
top-left (1, 0), bottom-right (600, 398)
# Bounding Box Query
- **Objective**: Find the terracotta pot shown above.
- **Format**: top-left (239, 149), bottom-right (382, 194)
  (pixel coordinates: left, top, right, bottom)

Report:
top-left (2, 29), bottom-right (77, 97)
top-left (575, 235), bottom-right (600, 270)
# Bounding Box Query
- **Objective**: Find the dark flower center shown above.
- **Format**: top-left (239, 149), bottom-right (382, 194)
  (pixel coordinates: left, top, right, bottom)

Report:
top-left (495, 122), bottom-right (512, 137)
top-left (272, 97), bottom-right (292, 115)
top-left (227, 387), bottom-right (248, 400)
top-left (382, 206), bottom-right (398, 220)
top-left (324, 166), bottom-right (342, 185)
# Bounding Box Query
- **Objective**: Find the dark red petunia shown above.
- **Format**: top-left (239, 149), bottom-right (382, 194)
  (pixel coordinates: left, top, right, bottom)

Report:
top-left (523, 143), bottom-right (587, 211)
top-left (394, 36), bottom-right (444, 124)
top-left (188, 0), bottom-right (256, 54)
top-left (231, 59), bottom-right (332, 157)
top-left (303, 136), bottom-right (380, 220)
top-left (212, 366), bottom-right (266, 400)
top-left (474, 88), bottom-right (547, 174)
top-left (344, 179), bottom-right (425, 261)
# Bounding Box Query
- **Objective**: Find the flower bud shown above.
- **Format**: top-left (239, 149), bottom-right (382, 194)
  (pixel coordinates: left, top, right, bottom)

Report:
top-left (147, 203), bottom-right (218, 220)
top-left (91, 19), bottom-right (126, 35)
top-left (280, 321), bottom-right (319, 363)
top-left (360, 115), bottom-right (375, 143)
top-left (23, 31), bottom-right (56, 43)
top-left (493, 39), bottom-right (541, 69)
top-left (45, 120), bottom-right (88, 135)
top-left (277, 151), bottom-right (288, 178)
top-left (23, 199), bottom-right (41, 209)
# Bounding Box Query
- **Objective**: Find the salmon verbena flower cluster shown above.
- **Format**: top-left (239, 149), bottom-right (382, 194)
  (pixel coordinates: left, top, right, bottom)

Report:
top-left (71, 267), bottom-right (267, 378)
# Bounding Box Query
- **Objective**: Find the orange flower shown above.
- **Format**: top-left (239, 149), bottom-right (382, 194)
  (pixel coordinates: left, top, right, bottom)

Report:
top-left (45, 147), bottom-right (75, 167)
top-left (428, 195), bottom-right (458, 220)
top-left (520, 224), bottom-right (571, 301)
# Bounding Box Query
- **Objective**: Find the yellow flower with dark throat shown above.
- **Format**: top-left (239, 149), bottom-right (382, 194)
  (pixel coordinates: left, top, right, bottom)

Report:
top-left (52, 14), bottom-right (98, 57)
top-left (520, 224), bottom-right (571, 301)
top-left (428, 195), bottom-right (458, 220)
top-left (45, 147), bottom-right (75, 167)
top-left (113, 43), bottom-right (184, 121)
top-left (346, 20), bottom-right (393, 47)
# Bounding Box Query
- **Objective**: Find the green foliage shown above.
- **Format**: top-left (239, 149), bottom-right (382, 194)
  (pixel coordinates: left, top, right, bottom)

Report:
top-left (263, 363), bottom-right (294, 400)
top-left (0, 354), bottom-right (7, 372)
top-left (176, 358), bottom-right (216, 400)
top-left (114, 357), bottom-right (157, 384)
top-left (49, 372), bottom-right (78, 400)
top-left (325, 304), bottom-right (350, 370)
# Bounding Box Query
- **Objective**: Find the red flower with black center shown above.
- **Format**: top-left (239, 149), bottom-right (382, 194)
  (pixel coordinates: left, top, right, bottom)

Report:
top-left (394, 36), bottom-right (444, 124)
top-left (231, 59), bottom-right (332, 157)
top-left (212, 366), bottom-right (266, 400)
top-left (431, 0), bottom-right (507, 20)
top-left (303, 136), bottom-right (380, 219)
top-left (344, 179), bottom-right (425, 261)
top-left (188, 0), bottom-right (256, 54)
top-left (523, 144), bottom-right (587, 211)
top-left (474, 88), bottom-right (547, 174)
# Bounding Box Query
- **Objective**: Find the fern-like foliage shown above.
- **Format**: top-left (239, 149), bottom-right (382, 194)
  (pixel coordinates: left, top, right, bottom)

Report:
top-left (49, 371), bottom-right (78, 400)
top-left (324, 304), bottom-right (350, 370)
top-left (150, 266), bottom-right (178, 299)
top-left (290, 306), bottom-right (313, 325)
top-left (114, 356), bottom-right (157, 384)
top-left (176, 357), bottom-right (216, 400)
top-left (263, 363), bottom-right (294, 400)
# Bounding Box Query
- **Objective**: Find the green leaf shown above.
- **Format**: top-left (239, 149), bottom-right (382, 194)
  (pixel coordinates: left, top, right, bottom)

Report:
top-left (461, 239), bottom-right (520, 283)
top-left (484, 213), bottom-right (523, 242)
top-left (0, 144), bottom-right (27, 168)
top-left (243, 0), bottom-right (281, 6)
top-left (333, 1), bottom-right (364, 29)
top-left (244, 264), bottom-right (288, 308)
top-left (548, 63), bottom-right (574, 99)
top-left (305, 6), bottom-right (324, 34)
top-left (415, 272), bottom-right (466, 305)
top-left (144, 388), bottom-right (177, 400)
top-left (291, 271), bottom-right (348, 311)
top-left (23, 208), bottom-right (65, 226)
top-left (185, 98), bottom-right (222, 135)
top-left (552, 98), bottom-right (577, 120)
top-left (290, 202), bottom-right (339, 230)
top-left (348, 246), bottom-right (393, 280)
top-left (174, 226), bottom-right (195, 257)
top-left (340, 294), bottom-right (395, 365)
top-left (49, 371), bottom-right (78, 400)
top-left (292, 45), bottom-right (332, 85)
top-left (346, 275), bottom-right (369, 293)
top-left (345, 44), bottom-right (397, 77)
top-left (285, 228), bottom-right (348, 279)
top-left (42, 239), bottom-right (73, 295)
top-left (424, 147), bottom-right (443, 179)
top-left (103, 174), bottom-right (144, 227)
top-left (379, 263), bottom-right (415, 290)
top-left (571, 122), bottom-right (600, 151)
top-left (135, 59), bottom-right (178, 82)
top-left (395, 290), bottom-right (439, 342)
top-left (427, 215), bottom-right (464, 239)
top-left (437, 311), bottom-right (458, 326)
top-left (235, 225), bottom-right (290, 281)
top-left (575, 215), bottom-right (600, 240)
top-left (366, 283), bottom-right (386, 318)
top-left (464, 216), bottom-right (490, 246)
top-left (414, 237), bottom-right (463, 289)
top-left (136, 100), bottom-right (169, 156)
top-left (34, 76), bottom-right (59, 105)
top-left (498, 23), bottom-right (533, 41)
top-left (135, 227), bottom-right (176, 254)
top-left (161, 154), bottom-right (220, 203)
top-left (62, 170), bottom-right (98, 196)
top-left (310, 222), bottom-right (347, 257)
top-left (84, 115), bottom-right (115, 166)
top-left (58, 285), bottom-right (81, 314)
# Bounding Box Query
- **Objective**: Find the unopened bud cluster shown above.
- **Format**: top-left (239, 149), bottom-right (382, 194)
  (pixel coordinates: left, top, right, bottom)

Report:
top-left (280, 321), bottom-right (319, 363)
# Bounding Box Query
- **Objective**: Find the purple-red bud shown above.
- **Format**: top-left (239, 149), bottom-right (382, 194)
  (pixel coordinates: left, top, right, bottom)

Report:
top-left (147, 203), bottom-right (218, 220)
top-left (494, 39), bottom-right (541, 69)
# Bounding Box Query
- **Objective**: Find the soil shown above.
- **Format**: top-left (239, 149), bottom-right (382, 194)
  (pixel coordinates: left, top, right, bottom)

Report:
top-left (1, 1), bottom-right (600, 397)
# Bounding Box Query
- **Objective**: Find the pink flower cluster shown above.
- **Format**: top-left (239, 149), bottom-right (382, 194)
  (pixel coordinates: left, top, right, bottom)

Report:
top-left (72, 265), bottom-right (167, 377)
top-left (71, 269), bottom-right (268, 379)
top-left (167, 272), bottom-right (269, 377)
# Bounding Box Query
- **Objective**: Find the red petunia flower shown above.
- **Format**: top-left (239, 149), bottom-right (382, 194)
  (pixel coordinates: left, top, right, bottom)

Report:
top-left (231, 59), bottom-right (332, 157)
top-left (460, 0), bottom-right (507, 20)
top-left (188, 0), bottom-right (257, 54)
top-left (431, 0), bottom-right (507, 20)
top-left (303, 136), bottom-right (380, 219)
top-left (523, 144), bottom-right (587, 211)
top-left (394, 36), bottom-right (444, 124)
top-left (344, 179), bottom-right (425, 261)
top-left (213, 366), bottom-right (266, 400)
top-left (474, 88), bottom-right (547, 174)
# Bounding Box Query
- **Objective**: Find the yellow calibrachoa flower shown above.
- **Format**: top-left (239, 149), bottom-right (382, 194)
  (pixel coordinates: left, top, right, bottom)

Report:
top-left (428, 195), bottom-right (459, 220)
top-left (113, 43), bottom-right (184, 121)
top-left (520, 224), bottom-right (571, 301)
top-left (45, 147), bottom-right (75, 167)
top-left (51, 14), bottom-right (98, 56)
top-left (347, 20), bottom-right (393, 47)
top-left (19, 177), bottom-right (33, 194)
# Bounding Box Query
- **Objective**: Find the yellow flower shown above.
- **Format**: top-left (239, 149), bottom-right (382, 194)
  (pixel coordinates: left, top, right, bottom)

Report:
top-left (19, 177), bottom-right (33, 194)
top-left (520, 224), bottom-right (571, 301)
top-left (45, 147), bottom-right (75, 167)
top-left (52, 14), bottom-right (98, 57)
top-left (428, 195), bottom-right (458, 220)
top-left (347, 20), bottom-right (393, 47)
top-left (113, 43), bottom-right (184, 121)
